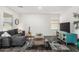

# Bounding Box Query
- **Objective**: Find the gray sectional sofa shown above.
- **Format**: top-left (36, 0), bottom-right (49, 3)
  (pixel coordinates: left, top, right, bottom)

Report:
top-left (11, 35), bottom-right (26, 47)
top-left (0, 29), bottom-right (26, 48)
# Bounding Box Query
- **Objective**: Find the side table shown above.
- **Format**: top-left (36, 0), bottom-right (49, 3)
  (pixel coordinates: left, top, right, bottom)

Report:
top-left (26, 36), bottom-right (34, 48)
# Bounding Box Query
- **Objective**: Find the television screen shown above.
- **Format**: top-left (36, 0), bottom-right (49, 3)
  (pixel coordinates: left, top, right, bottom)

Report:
top-left (60, 22), bottom-right (70, 33)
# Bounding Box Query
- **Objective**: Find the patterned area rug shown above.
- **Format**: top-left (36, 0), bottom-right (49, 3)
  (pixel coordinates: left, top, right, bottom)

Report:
top-left (26, 42), bottom-right (52, 52)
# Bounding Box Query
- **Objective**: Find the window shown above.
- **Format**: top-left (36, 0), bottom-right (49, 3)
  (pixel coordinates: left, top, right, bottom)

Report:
top-left (3, 12), bottom-right (13, 31)
top-left (50, 20), bottom-right (59, 30)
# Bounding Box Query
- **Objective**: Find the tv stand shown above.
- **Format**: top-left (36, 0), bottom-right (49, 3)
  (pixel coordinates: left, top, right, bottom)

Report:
top-left (56, 31), bottom-right (66, 42)
top-left (56, 31), bottom-right (77, 46)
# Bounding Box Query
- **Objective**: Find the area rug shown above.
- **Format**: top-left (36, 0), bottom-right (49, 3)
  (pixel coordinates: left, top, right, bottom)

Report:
top-left (49, 41), bottom-right (70, 52)
top-left (26, 42), bottom-right (52, 51)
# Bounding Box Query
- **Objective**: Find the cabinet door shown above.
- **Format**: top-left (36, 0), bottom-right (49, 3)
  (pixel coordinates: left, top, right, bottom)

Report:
top-left (66, 33), bottom-right (77, 43)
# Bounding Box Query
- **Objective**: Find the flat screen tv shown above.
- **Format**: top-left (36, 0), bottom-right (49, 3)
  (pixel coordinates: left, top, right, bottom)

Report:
top-left (60, 22), bottom-right (70, 33)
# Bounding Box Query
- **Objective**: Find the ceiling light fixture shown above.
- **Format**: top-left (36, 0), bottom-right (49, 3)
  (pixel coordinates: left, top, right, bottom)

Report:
top-left (18, 6), bottom-right (23, 8)
top-left (38, 6), bottom-right (43, 10)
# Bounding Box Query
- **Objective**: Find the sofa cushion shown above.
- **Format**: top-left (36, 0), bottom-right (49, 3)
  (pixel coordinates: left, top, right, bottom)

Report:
top-left (1, 32), bottom-right (11, 37)
top-left (7, 29), bottom-right (18, 36)
top-left (11, 36), bottom-right (26, 46)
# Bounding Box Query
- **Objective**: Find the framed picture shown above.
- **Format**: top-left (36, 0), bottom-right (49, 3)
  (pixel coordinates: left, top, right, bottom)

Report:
top-left (15, 19), bottom-right (19, 25)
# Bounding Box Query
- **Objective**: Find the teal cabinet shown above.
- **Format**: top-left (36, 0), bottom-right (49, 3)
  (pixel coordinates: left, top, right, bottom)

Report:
top-left (77, 41), bottom-right (79, 48)
top-left (65, 33), bottom-right (77, 45)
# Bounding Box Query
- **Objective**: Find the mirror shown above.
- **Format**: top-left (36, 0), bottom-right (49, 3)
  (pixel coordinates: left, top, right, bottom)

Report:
top-left (15, 18), bottom-right (19, 25)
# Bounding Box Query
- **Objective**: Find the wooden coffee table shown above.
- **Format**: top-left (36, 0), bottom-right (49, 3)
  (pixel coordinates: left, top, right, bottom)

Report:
top-left (33, 38), bottom-right (45, 46)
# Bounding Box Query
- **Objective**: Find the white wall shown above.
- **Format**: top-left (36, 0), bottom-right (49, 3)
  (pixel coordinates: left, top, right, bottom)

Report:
top-left (20, 14), bottom-right (60, 36)
top-left (0, 7), bottom-right (20, 31)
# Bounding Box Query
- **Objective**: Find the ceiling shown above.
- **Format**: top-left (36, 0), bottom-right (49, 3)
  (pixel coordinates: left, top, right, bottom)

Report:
top-left (8, 6), bottom-right (72, 14)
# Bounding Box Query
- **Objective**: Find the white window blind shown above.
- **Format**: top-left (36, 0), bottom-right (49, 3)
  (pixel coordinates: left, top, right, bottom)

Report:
top-left (50, 20), bottom-right (59, 30)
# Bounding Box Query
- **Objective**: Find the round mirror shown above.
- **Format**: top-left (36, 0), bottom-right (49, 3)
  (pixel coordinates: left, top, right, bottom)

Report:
top-left (15, 19), bottom-right (19, 25)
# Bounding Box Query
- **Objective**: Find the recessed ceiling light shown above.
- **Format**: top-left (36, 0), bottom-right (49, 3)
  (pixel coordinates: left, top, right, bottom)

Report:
top-left (38, 6), bottom-right (43, 10)
top-left (18, 6), bottom-right (23, 8)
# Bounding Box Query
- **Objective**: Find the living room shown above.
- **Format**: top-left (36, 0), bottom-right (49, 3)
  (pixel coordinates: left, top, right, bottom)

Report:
top-left (0, 6), bottom-right (79, 52)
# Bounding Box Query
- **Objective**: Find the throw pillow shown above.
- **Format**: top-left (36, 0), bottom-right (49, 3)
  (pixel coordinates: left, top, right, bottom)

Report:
top-left (1, 32), bottom-right (11, 37)
top-left (18, 29), bottom-right (22, 33)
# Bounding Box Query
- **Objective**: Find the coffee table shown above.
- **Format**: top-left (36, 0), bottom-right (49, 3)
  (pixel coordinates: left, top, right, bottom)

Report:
top-left (26, 36), bottom-right (49, 48)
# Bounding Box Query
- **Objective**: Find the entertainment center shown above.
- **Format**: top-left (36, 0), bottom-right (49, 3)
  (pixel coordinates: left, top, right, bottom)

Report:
top-left (57, 22), bottom-right (77, 45)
